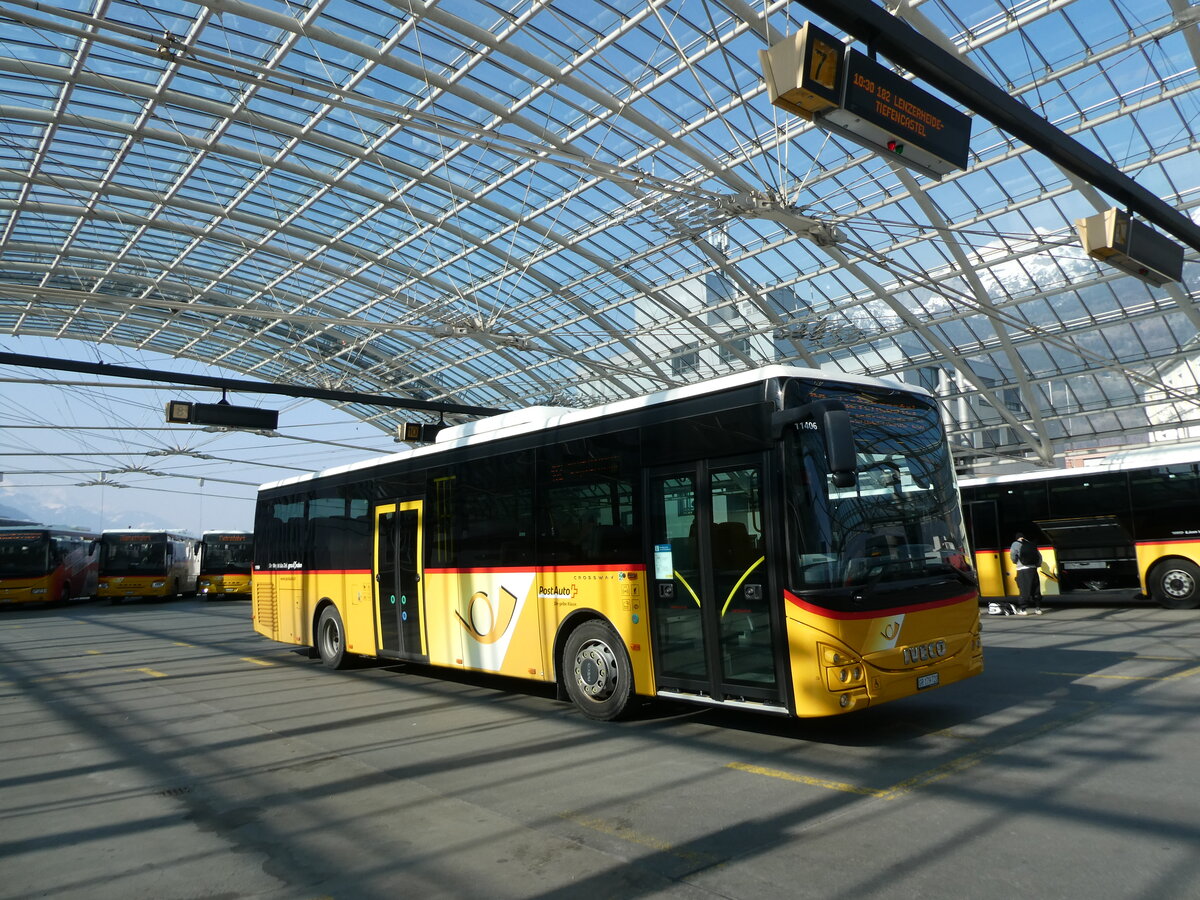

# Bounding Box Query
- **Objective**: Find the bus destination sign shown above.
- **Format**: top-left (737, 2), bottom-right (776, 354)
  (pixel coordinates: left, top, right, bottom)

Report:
top-left (839, 49), bottom-right (970, 175)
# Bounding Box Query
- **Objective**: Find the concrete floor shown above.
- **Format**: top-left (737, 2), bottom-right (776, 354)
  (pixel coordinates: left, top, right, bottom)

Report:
top-left (1, 598), bottom-right (1198, 900)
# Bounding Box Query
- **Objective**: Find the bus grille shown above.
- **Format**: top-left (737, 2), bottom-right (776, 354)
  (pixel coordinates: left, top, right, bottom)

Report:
top-left (254, 583), bottom-right (278, 635)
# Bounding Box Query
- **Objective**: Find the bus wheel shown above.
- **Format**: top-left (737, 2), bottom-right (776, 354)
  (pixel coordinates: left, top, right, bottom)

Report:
top-left (316, 605), bottom-right (352, 669)
top-left (1152, 560), bottom-right (1200, 609)
top-left (562, 620), bottom-right (632, 721)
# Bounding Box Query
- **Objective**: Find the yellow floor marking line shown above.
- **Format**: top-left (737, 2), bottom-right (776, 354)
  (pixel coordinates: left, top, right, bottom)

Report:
top-left (558, 812), bottom-right (717, 865)
top-left (730, 701), bottom-right (1103, 802)
top-left (242, 656), bottom-right (276, 667)
top-left (1166, 664), bottom-right (1200, 681)
top-left (1041, 665), bottom-right (1200, 682)
top-left (925, 726), bottom-right (979, 741)
top-left (133, 667), bottom-right (168, 678)
top-left (725, 762), bottom-right (884, 796)
top-left (30, 671), bottom-right (90, 683)
top-left (85, 650), bottom-right (102, 655)
top-left (173, 642), bottom-right (193, 647)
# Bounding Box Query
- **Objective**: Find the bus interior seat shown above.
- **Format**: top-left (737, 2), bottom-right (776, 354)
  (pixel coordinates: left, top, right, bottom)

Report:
top-left (712, 521), bottom-right (756, 568)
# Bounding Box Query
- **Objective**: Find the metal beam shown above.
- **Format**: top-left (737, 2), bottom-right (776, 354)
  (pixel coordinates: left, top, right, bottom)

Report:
top-left (797, 0), bottom-right (1200, 253)
top-left (0, 352), bottom-right (504, 418)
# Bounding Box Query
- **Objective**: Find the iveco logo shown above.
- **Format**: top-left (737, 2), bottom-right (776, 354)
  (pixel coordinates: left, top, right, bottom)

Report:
top-left (902, 640), bottom-right (947, 665)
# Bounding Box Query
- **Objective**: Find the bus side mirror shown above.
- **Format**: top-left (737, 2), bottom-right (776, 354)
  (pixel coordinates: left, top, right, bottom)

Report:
top-left (89, 540), bottom-right (98, 557)
top-left (822, 406), bottom-right (857, 488)
top-left (772, 400), bottom-right (858, 488)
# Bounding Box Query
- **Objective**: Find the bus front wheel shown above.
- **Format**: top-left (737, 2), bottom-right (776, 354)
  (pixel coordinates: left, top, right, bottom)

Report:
top-left (1152, 560), bottom-right (1200, 609)
top-left (562, 620), bottom-right (633, 721)
top-left (316, 605), bottom-right (352, 669)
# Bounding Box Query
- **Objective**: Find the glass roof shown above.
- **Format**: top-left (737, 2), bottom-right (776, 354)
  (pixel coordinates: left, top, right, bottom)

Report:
top-left (1, 0), bottom-right (1198, 474)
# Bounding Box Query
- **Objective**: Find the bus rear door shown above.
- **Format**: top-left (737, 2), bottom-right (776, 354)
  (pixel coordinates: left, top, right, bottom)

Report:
top-left (374, 501), bottom-right (427, 660)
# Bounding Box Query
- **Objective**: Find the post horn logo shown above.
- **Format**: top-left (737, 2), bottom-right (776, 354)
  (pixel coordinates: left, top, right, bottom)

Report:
top-left (880, 621), bottom-right (901, 640)
top-left (455, 586), bottom-right (518, 644)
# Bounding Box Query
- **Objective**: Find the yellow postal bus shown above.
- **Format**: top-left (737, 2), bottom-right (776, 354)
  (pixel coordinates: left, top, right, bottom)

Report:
top-left (198, 531), bottom-right (253, 598)
top-left (97, 529), bottom-right (200, 603)
top-left (0, 526), bottom-right (98, 606)
top-left (252, 366), bottom-right (981, 720)
top-left (961, 443), bottom-right (1200, 608)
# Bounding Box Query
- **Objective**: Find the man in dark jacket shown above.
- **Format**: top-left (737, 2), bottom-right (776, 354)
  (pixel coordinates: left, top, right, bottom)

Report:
top-left (1009, 532), bottom-right (1043, 615)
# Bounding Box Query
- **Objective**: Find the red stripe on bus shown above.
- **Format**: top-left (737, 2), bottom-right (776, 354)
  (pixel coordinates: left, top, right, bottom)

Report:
top-left (784, 590), bottom-right (977, 619)
top-left (256, 565), bottom-right (649, 575)
top-left (254, 569), bottom-right (371, 575)
top-left (976, 537), bottom-right (1200, 554)
top-left (424, 564), bottom-right (646, 575)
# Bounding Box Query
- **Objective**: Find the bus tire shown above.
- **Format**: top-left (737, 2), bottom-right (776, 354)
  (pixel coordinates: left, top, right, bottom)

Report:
top-left (1151, 560), bottom-right (1200, 609)
top-left (316, 605), bottom-right (352, 669)
top-left (562, 620), bottom-right (633, 721)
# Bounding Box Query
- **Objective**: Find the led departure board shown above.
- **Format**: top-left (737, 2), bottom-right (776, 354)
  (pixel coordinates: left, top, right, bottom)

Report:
top-left (840, 49), bottom-right (970, 174)
top-left (760, 27), bottom-right (972, 179)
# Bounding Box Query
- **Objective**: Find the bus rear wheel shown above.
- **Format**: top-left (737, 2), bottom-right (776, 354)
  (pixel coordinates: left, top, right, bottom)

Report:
top-left (316, 605), bottom-right (352, 669)
top-left (562, 620), bottom-right (632, 721)
top-left (1152, 560), bottom-right (1200, 609)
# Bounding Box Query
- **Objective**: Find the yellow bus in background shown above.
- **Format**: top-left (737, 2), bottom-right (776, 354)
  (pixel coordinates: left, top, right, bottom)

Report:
top-left (97, 529), bottom-right (200, 603)
top-left (198, 531), bottom-right (253, 599)
top-left (252, 367), bottom-right (981, 721)
top-left (961, 443), bottom-right (1200, 609)
top-left (0, 526), bottom-right (98, 606)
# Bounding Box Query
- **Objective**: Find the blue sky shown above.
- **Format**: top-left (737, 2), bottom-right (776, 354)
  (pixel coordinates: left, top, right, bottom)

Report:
top-left (0, 334), bottom-right (405, 534)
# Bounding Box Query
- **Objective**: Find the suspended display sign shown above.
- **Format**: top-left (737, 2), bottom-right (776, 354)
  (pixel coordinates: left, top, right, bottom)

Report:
top-left (760, 27), bottom-right (972, 179)
top-left (757, 22), bottom-right (844, 119)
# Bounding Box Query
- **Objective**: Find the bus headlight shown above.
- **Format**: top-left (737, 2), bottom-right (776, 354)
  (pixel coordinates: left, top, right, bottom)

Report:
top-left (151, 581), bottom-right (165, 588)
top-left (31, 588), bottom-right (46, 594)
top-left (832, 665), bottom-right (865, 686)
top-left (820, 644), bottom-right (866, 691)
top-left (819, 643), bottom-right (860, 667)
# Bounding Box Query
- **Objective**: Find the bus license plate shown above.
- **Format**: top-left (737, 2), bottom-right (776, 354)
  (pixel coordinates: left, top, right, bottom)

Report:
top-left (917, 673), bottom-right (940, 690)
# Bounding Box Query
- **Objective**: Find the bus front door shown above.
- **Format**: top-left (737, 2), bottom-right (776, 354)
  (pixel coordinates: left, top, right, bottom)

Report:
top-left (648, 461), bottom-right (780, 706)
top-left (374, 501), bottom-right (427, 661)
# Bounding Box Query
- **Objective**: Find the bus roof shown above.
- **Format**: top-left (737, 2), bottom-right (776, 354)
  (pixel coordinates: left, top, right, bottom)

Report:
top-left (0, 526), bottom-right (98, 538)
top-left (959, 441), bottom-right (1200, 488)
top-left (261, 364), bottom-right (925, 492)
top-left (99, 528), bottom-right (197, 539)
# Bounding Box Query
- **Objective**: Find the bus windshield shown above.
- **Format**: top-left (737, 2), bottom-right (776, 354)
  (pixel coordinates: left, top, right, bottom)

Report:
top-left (785, 387), bottom-right (973, 594)
top-left (201, 539), bottom-right (252, 574)
top-left (101, 537), bottom-right (166, 575)
top-left (0, 532), bottom-right (51, 577)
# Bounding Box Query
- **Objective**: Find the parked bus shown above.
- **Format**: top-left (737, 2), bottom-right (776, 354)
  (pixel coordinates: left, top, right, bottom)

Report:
top-left (252, 366), bottom-right (981, 720)
top-left (97, 529), bottom-right (200, 603)
top-left (960, 443), bottom-right (1200, 608)
top-left (0, 526), bottom-right (98, 606)
top-left (198, 531), bottom-right (253, 598)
